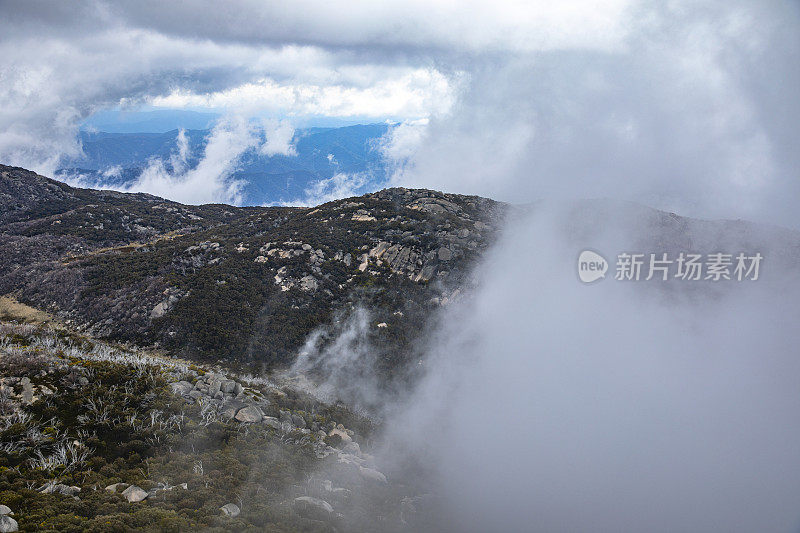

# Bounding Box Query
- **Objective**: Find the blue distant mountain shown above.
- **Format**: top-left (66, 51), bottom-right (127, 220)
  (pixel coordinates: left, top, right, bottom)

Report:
top-left (57, 123), bottom-right (392, 205)
top-left (81, 109), bottom-right (220, 133)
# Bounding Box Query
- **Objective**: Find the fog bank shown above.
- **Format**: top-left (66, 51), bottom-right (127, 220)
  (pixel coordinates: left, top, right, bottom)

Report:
top-left (385, 202), bottom-right (800, 532)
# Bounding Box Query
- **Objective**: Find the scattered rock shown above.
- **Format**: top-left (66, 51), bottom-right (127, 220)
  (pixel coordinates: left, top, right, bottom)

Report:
top-left (188, 390), bottom-right (203, 400)
top-left (234, 405), bottom-right (263, 423)
top-left (299, 275), bottom-right (318, 292)
top-left (221, 399), bottom-right (247, 419)
top-left (291, 413), bottom-right (306, 428)
top-left (0, 515), bottom-right (17, 532)
top-left (105, 482), bottom-right (130, 493)
top-left (328, 428), bottom-right (352, 444)
top-left (220, 503), bottom-right (240, 517)
top-left (169, 381), bottom-right (193, 395)
top-left (0, 507), bottom-right (10, 516)
top-left (341, 441), bottom-right (361, 456)
top-left (262, 416), bottom-right (281, 429)
top-left (294, 496), bottom-right (334, 520)
top-left (20, 377), bottom-right (33, 404)
top-left (121, 485), bottom-right (148, 502)
top-left (351, 210), bottom-right (376, 222)
top-left (39, 483), bottom-right (80, 497)
top-left (358, 466), bottom-right (387, 484)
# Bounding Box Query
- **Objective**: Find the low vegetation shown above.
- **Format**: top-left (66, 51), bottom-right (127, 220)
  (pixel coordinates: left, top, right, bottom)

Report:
top-left (0, 323), bottom-right (418, 532)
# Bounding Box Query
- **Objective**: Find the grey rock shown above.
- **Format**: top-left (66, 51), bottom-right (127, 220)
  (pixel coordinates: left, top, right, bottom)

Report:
top-left (358, 466), bottom-right (387, 484)
top-left (341, 441), bottom-right (361, 456)
top-left (234, 405), bottom-right (263, 423)
top-left (233, 382), bottom-right (243, 395)
top-left (279, 410), bottom-right (292, 424)
top-left (293, 496), bottom-right (334, 520)
top-left (221, 399), bottom-right (247, 419)
top-left (208, 379), bottom-right (221, 395)
top-left (0, 506), bottom-right (10, 516)
top-left (20, 377), bottom-right (33, 404)
top-left (121, 485), bottom-right (148, 502)
top-left (0, 515), bottom-right (18, 532)
top-left (299, 275), bottom-right (318, 292)
top-left (291, 414), bottom-right (306, 428)
top-left (262, 416), bottom-right (281, 429)
top-left (188, 390), bottom-right (203, 400)
top-left (169, 381), bottom-right (193, 395)
top-left (105, 482), bottom-right (129, 493)
top-left (318, 480), bottom-right (351, 503)
top-left (39, 483), bottom-right (80, 497)
top-left (328, 428), bottom-right (352, 444)
top-left (437, 247), bottom-right (452, 261)
top-left (220, 380), bottom-right (236, 394)
top-left (220, 503), bottom-right (240, 517)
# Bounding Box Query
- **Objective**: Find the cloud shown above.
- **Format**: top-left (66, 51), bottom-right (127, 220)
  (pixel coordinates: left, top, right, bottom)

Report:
top-left (276, 172), bottom-right (371, 207)
top-left (1, 1), bottom-right (798, 223)
top-left (377, 119), bottom-right (429, 178)
top-left (150, 68), bottom-right (455, 119)
top-left (289, 306), bottom-right (383, 412)
top-left (383, 202), bottom-right (800, 532)
top-left (10, 0), bottom-right (634, 55)
top-left (61, 116), bottom-right (261, 205)
top-left (258, 119), bottom-right (296, 157)
top-left (387, 1), bottom-right (800, 228)
top-left (0, 0), bottom-right (634, 178)
top-left (60, 115), bottom-right (301, 204)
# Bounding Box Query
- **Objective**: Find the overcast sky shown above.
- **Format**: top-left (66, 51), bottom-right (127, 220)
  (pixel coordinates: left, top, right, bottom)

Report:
top-left (0, 0), bottom-right (798, 225)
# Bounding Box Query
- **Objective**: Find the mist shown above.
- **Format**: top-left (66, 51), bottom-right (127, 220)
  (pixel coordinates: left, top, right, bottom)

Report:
top-left (374, 202), bottom-right (800, 532)
top-left (62, 115), bottom-right (299, 205)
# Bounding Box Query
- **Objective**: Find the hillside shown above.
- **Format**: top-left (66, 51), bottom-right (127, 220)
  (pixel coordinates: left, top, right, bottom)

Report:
top-left (0, 318), bottom-right (435, 532)
top-left (0, 165), bottom-right (506, 379)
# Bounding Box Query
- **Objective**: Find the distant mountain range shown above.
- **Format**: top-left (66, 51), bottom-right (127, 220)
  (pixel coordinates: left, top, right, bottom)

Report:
top-left (56, 123), bottom-right (392, 205)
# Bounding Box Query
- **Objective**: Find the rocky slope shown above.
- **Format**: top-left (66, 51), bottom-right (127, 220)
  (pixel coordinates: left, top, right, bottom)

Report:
top-left (0, 317), bottom-right (434, 532)
top-left (0, 165), bottom-right (506, 375)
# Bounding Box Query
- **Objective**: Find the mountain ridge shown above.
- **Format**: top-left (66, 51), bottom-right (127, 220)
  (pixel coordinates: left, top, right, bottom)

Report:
top-left (0, 164), bottom-right (506, 376)
top-left (4, 164), bottom-right (800, 378)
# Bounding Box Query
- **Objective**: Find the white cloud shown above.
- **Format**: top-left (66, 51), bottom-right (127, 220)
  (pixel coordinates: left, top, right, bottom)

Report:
top-left (276, 172), bottom-right (370, 207)
top-left (120, 116), bottom-right (257, 205)
top-left (0, 0), bottom-right (634, 176)
top-left (104, 0), bottom-right (634, 54)
top-left (386, 203), bottom-right (800, 531)
top-left (150, 68), bottom-right (455, 119)
top-left (378, 119), bottom-right (428, 170)
top-left (388, 1), bottom-right (800, 227)
top-left (1, 0), bottom-right (798, 227)
top-left (259, 119), bottom-right (296, 157)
